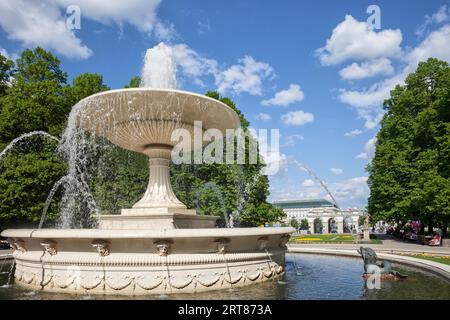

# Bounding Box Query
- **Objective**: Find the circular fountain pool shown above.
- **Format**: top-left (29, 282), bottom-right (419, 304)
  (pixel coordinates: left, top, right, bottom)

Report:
top-left (1, 254), bottom-right (449, 300)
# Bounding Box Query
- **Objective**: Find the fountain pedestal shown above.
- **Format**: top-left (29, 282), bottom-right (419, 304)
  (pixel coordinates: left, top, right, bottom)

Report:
top-left (97, 146), bottom-right (218, 229)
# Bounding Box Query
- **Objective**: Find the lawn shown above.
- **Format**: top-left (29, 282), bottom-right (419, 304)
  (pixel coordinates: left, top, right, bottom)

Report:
top-left (289, 233), bottom-right (382, 244)
top-left (400, 254), bottom-right (450, 266)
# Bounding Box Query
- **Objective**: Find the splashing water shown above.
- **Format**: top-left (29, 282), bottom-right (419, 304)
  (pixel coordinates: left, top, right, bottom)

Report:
top-left (288, 159), bottom-right (343, 214)
top-left (141, 42), bottom-right (177, 89)
top-left (38, 175), bottom-right (71, 229)
top-left (56, 101), bottom-right (98, 228)
top-left (0, 131), bottom-right (59, 161)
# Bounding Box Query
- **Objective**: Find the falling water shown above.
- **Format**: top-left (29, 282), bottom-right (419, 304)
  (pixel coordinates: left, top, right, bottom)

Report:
top-left (141, 42), bottom-right (178, 89)
top-left (0, 131), bottom-right (59, 161)
top-left (56, 101), bottom-right (99, 228)
top-left (38, 175), bottom-right (71, 229)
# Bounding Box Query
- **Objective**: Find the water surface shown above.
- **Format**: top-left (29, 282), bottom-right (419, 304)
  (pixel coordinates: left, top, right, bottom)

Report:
top-left (1, 254), bottom-right (449, 300)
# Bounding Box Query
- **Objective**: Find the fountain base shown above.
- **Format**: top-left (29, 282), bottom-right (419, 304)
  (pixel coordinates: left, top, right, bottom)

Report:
top-left (2, 227), bottom-right (293, 295)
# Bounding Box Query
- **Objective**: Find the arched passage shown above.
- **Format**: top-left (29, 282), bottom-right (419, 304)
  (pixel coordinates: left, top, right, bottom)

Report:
top-left (328, 218), bottom-right (338, 233)
top-left (343, 216), bottom-right (353, 233)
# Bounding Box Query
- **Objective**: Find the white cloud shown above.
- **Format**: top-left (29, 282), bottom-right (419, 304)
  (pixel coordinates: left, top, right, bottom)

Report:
top-left (170, 44), bottom-right (274, 95)
top-left (302, 179), bottom-right (316, 187)
top-left (405, 24), bottom-right (450, 73)
top-left (316, 15), bottom-right (402, 66)
top-left (339, 58), bottom-right (394, 80)
top-left (330, 168), bottom-right (343, 175)
top-left (0, 0), bottom-right (92, 59)
top-left (0, 0), bottom-right (172, 59)
top-left (270, 175), bottom-right (369, 209)
top-left (339, 73), bottom-right (403, 129)
top-left (281, 134), bottom-right (304, 147)
top-left (330, 176), bottom-right (369, 209)
top-left (255, 113), bottom-right (271, 122)
top-left (338, 24), bottom-right (450, 129)
top-left (158, 43), bottom-right (276, 95)
top-left (153, 20), bottom-right (178, 41)
top-left (416, 5), bottom-right (450, 38)
top-left (281, 110), bottom-right (314, 126)
top-left (215, 56), bottom-right (274, 96)
top-left (171, 44), bottom-right (218, 86)
top-left (356, 137), bottom-right (377, 160)
top-left (0, 47), bottom-right (18, 61)
top-left (53, 0), bottom-right (164, 33)
top-left (261, 84), bottom-right (304, 106)
top-left (344, 129), bottom-right (363, 137)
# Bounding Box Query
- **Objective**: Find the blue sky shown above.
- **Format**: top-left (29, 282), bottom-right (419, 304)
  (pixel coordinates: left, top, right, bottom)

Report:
top-left (1, 0), bottom-right (449, 210)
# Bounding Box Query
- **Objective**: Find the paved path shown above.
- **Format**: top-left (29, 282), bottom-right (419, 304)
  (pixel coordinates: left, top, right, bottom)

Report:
top-left (290, 234), bottom-right (450, 255)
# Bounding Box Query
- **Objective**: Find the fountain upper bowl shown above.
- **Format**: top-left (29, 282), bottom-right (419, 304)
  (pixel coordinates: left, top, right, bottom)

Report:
top-left (75, 88), bottom-right (242, 154)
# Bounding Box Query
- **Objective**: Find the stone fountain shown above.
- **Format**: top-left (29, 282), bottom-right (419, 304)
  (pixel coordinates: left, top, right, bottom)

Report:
top-left (1, 87), bottom-right (294, 295)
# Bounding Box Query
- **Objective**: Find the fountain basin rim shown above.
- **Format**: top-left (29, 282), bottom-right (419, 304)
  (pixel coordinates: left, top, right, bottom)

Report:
top-left (1, 227), bottom-right (295, 240)
top-left (75, 87), bottom-right (241, 125)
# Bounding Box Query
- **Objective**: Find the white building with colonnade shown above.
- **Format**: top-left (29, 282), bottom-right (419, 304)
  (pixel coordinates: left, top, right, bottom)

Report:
top-left (273, 199), bottom-right (360, 234)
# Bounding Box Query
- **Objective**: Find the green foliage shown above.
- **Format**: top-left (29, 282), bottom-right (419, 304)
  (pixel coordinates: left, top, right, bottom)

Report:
top-left (0, 48), bottom-right (69, 147)
top-left (0, 53), bottom-right (14, 97)
top-left (88, 138), bottom-right (149, 214)
top-left (124, 76), bottom-right (141, 88)
top-left (0, 48), bottom-right (112, 227)
top-left (65, 73), bottom-right (109, 106)
top-left (289, 217), bottom-right (299, 229)
top-left (238, 202), bottom-right (285, 226)
top-left (0, 137), bottom-right (64, 225)
top-left (368, 58), bottom-right (450, 231)
top-left (300, 218), bottom-right (309, 230)
top-left (171, 91), bottom-right (284, 226)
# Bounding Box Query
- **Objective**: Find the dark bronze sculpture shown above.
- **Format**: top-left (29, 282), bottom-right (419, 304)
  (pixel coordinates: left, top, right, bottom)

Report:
top-left (357, 247), bottom-right (407, 279)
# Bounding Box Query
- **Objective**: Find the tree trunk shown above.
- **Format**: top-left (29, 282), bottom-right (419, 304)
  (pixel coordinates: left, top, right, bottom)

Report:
top-left (428, 223), bottom-right (434, 235)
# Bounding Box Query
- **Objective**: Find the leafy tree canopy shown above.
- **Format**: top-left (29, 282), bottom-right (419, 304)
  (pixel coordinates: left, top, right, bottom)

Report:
top-left (368, 58), bottom-right (450, 234)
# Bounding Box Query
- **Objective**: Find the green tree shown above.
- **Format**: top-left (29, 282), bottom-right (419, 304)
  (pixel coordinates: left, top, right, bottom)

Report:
top-left (0, 48), bottom-right (70, 227)
top-left (0, 49), bottom-right (113, 228)
top-left (170, 91), bottom-right (284, 226)
top-left (368, 58), bottom-right (450, 236)
top-left (300, 218), bottom-right (309, 231)
top-left (0, 53), bottom-right (14, 96)
top-left (289, 217), bottom-right (299, 229)
top-left (0, 48), bottom-right (69, 147)
top-left (0, 138), bottom-right (64, 226)
top-left (65, 73), bottom-right (109, 106)
top-left (124, 76), bottom-right (141, 88)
